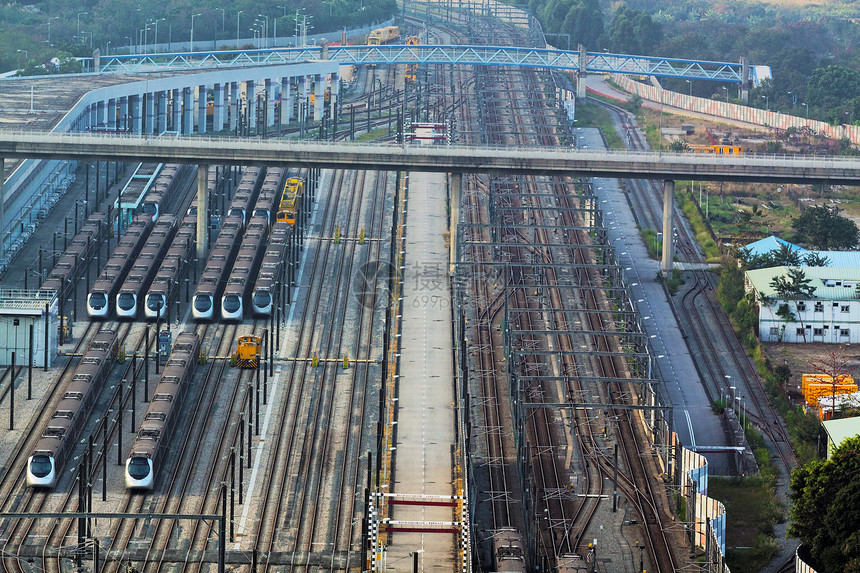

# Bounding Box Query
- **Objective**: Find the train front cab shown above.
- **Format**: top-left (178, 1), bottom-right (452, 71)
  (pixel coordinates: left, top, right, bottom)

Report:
top-left (87, 291), bottom-right (111, 318)
top-left (26, 454), bottom-right (56, 488)
top-left (221, 293), bottom-right (244, 321)
top-left (193, 294), bottom-right (216, 320)
top-left (125, 455), bottom-right (154, 489)
top-left (251, 289), bottom-right (273, 316)
top-left (145, 293), bottom-right (168, 319)
top-left (116, 291), bottom-right (138, 319)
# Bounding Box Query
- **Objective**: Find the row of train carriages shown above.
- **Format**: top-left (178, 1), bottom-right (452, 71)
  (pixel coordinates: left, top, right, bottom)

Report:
top-left (61, 163), bottom-right (313, 322)
top-left (28, 163), bottom-right (314, 491)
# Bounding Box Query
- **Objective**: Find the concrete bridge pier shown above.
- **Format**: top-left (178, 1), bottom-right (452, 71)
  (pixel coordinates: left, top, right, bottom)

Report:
top-left (661, 179), bottom-right (674, 277)
top-left (229, 83), bottom-right (239, 133)
top-left (246, 80), bottom-right (257, 130)
top-left (281, 77), bottom-right (292, 125)
top-left (313, 74), bottom-right (324, 121)
top-left (448, 171), bottom-right (462, 273)
top-left (576, 44), bottom-right (587, 100)
top-left (196, 164), bottom-right (209, 263)
top-left (0, 157), bottom-right (4, 261)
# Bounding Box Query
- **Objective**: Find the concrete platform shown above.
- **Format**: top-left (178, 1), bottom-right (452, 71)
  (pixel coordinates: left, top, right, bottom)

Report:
top-left (386, 170), bottom-right (457, 572)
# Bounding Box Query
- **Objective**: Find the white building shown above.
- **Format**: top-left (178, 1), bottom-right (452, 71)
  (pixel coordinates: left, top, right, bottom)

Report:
top-left (745, 266), bottom-right (860, 343)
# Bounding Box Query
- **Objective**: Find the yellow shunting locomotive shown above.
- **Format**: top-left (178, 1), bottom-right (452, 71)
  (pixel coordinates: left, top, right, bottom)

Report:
top-left (233, 335), bottom-right (261, 368)
top-left (277, 168), bottom-right (305, 225)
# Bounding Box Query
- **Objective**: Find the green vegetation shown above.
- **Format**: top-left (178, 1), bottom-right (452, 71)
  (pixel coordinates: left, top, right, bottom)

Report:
top-left (789, 435), bottom-right (860, 572)
top-left (528, 0), bottom-right (860, 125)
top-left (673, 184), bottom-right (720, 260)
top-left (709, 477), bottom-right (782, 573)
top-left (0, 0), bottom-right (396, 73)
top-left (571, 102), bottom-right (625, 149)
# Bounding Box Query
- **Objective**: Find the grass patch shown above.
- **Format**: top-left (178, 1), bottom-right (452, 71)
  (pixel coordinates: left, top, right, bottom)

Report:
top-left (573, 102), bottom-right (626, 149)
top-left (641, 227), bottom-right (662, 259)
top-left (673, 184), bottom-right (722, 260)
top-left (709, 476), bottom-right (783, 573)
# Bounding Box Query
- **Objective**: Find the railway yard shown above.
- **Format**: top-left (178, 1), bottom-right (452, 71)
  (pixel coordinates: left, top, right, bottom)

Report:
top-left (0, 3), bottom-right (807, 573)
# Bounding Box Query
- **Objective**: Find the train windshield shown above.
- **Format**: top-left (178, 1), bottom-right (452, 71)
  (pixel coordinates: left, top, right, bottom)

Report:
top-left (194, 296), bottom-right (212, 312)
top-left (147, 294), bottom-right (165, 312)
top-left (89, 293), bottom-right (107, 309)
top-left (142, 203), bottom-right (157, 217)
top-left (30, 455), bottom-right (52, 478)
top-left (117, 293), bottom-right (136, 311)
top-left (222, 295), bottom-right (241, 313)
top-left (253, 292), bottom-right (271, 308)
top-left (127, 457), bottom-right (151, 479)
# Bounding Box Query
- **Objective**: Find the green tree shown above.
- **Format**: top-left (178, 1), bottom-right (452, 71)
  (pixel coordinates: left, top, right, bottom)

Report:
top-left (789, 435), bottom-right (860, 572)
top-left (793, 205), bottom-right (860, 250)
top-left (768, 267), bottom-right (815, 342)
top-left (807, 65), bottom-right (860, 118)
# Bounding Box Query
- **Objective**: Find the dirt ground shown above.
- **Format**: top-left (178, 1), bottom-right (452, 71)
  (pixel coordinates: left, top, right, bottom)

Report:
top-left (762, 341), bottom-right (860, 400)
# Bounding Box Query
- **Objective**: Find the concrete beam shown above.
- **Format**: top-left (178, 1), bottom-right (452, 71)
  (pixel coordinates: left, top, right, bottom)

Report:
top-left (1, 133), bottom-right (859, 186)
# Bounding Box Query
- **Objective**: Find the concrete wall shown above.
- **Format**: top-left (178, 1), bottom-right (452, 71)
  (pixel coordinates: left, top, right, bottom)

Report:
top-left (614, 75), bottom-right (860, 146)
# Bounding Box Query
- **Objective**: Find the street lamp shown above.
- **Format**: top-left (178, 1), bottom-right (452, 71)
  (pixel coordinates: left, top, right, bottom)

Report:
top-left (761, 94), bottom-right (769, 111)
top-left (151, 18), bottom-right (166, 52)
top-left (47, 16), bottom-right (59, 43)
top-left (236, 10), bottom-right (243, 45)
top-left (16, 49), bottom-right (27, 68)
top-left (685, 79), bottom-right (691, 97)
top-left (721, 86), bottom-right (728, 104)
top-left (802, 102), bottom-right (809, 119)
top-left (190, 13), bottom-right (202, 53)
top-left (217, 8), bottom-right (226, 31)
top-left (257, 15), bottom-right (269, 48)
top-left (106, 40), bottom-right (111, 55)
top-left (77, 11), bottom-right (88, 36)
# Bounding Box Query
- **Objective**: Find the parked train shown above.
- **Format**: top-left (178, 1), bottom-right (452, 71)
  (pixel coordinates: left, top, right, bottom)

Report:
top-left (493, 529), bottom-right (526, 573)
top-left (141, 164), bottom-right (192, 222)
top-left (256, 167), bottom-right (287, 226)
top-left (144, 208), bottom-right (197, 319)
top-left (368, 25), bottom-right (400, 45)
top-left (192, 167), bottom-right (264, 320)
top-left (251, 221), bottom-right (290, 316)
top-left (228, 166), bottom-right (266, 226)
top-left (221, 216), bottom-right (269, 320)
top-left (116, 215), bottom-right (178, 319)
top-left (40, 212), bottom-right (107, 298)
top-left (27, 330), bottom-right (118, 487)
top-left (87, 215), bottom-right (154, 318)
top-left (125, 331), bottom-right (200, 489)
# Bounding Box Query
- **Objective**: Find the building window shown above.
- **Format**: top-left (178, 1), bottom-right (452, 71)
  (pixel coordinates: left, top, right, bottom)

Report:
top-left (842, 305), bottom-right (850, 313)
top-left (797, 302), bottom-right (807, 311)
top-left (814, 302), bottom-right (824, 312)
top-left (842, 329), bottom-right (850, 337)
top-left (796, 328), bottom-right (804, 335)
top-left (769, 327), bottom-right (780, 336)
top-left (814, 328), bottom-right (824, 336)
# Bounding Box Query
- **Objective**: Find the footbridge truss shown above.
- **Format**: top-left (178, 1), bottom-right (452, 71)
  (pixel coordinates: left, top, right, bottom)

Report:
top-left (94, 45), bottom-right (753, 84)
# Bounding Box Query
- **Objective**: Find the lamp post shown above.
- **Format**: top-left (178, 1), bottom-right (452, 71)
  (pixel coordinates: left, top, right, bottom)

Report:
top-left (217, 8), bottom-right (226, 31)
top-left (152, 18), bottom-right (165, 52)
top-left (16, 49), bottom-right (28, 65)
top-left (685, 79), bottom-right (691, 97)
top-left (722, 86), bottom-right (728, 104)
top-left (236, 10), bottom-right (243, 45)
top-left (82, 31), bottom-right (93, 49)
top-left (190, 13), bottom-right (202, 53)
top-left (761, 94), bottom-right (769, 111)
top-left (106, 40), bottom-right (111, 55)
top-left (802, 102), bottom-right (809, 119)
top-left (48, 16), bottom-right (59, 43)
top-left (257, 15), bottom-right (269, 48)
top-left (77, 11), bottom-right (88, 36)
